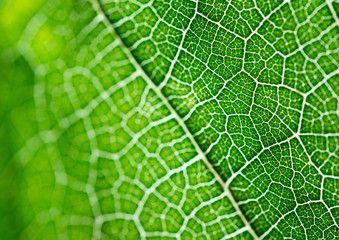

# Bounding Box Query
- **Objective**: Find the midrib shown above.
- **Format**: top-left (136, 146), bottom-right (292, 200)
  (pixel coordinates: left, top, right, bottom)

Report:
top-left (91, 0), bottom-right (259, 239)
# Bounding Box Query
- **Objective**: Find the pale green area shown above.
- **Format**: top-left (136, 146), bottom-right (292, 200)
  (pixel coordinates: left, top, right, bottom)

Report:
top-left (0, 0), bottom-right (338, 239)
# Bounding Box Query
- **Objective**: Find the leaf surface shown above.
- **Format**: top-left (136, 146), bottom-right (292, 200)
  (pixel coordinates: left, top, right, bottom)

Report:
top-left (0, 0), bottom-right (338, 239)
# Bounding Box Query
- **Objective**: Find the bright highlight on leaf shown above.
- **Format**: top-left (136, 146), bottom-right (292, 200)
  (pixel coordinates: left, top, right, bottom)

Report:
top-left (0, 0), bottom-right (338, 239)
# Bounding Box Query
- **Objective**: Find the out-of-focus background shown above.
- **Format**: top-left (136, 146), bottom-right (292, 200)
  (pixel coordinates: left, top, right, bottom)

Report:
top-left (0, 1), bottom-right (90, 238)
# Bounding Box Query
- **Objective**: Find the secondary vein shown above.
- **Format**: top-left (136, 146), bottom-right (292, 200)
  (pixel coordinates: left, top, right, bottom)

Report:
top-left (91, 0), bottom-right (260, 239)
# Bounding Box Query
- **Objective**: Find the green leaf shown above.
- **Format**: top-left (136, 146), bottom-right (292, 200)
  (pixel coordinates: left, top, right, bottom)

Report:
top-left (0, 0), bottom-right (338, 239)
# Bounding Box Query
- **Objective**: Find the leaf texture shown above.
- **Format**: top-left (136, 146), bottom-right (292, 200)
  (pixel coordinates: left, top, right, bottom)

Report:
top-left (0, 0), bottom-right (338, 239)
